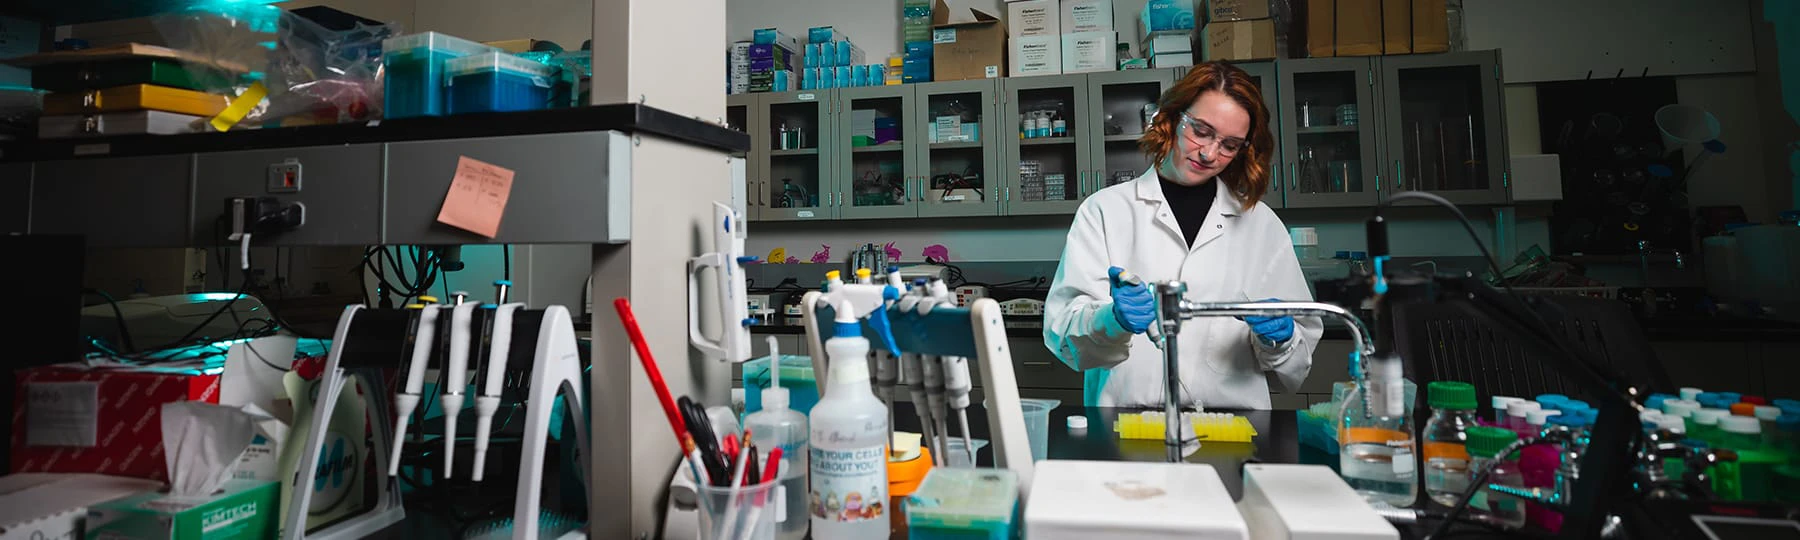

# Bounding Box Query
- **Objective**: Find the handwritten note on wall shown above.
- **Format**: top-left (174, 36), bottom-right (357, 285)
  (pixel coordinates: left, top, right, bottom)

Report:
top-left (436, 156), bottom-right (516, 238)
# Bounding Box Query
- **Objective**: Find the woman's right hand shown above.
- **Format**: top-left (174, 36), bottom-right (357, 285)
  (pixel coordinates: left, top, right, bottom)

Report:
top-left (1107, 267), bottom-right (1156, 334)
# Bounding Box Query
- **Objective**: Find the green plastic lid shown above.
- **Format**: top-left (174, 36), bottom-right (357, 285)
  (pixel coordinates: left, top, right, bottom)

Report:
top-left (1428, 381), bottom-right (1477, 410)
top-left (1465, 426), bottom-right (1518, 458)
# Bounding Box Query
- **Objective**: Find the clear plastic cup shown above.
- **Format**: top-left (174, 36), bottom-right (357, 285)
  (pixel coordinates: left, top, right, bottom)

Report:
top-left (944, 438), bottom-right (989, 468)
top-left (697, 469), bottom-right (795, 540)
top-left (1021, 399), bottom-right (1061, 461)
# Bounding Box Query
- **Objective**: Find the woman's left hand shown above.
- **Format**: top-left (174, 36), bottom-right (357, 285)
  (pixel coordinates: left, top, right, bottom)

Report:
top-left (1242, 298), bottom-right (1294, 345)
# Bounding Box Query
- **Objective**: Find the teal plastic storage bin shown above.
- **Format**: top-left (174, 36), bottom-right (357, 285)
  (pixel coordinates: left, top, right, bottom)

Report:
top-left (447, 52), bottom-right (556, 114)
top-left (382, 32), bottom-right (492, 118)
top-left (906, 468), bottom-right (1019, 540)
top-left (742, 354), bottom-right (818, 415)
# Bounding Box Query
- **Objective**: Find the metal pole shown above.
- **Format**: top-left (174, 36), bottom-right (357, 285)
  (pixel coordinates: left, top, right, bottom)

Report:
top-left (1152, 294), bottom-right (1382, 464)
top-left (1156, 281), bottom-right (1187, 462)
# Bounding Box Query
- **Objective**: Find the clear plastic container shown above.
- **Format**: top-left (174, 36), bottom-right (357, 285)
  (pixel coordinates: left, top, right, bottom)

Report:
top-left (942, 438), bottom-right (988, 468)
top-left (382, 32), bottom-right (493, 118)
top-left (1690, 408), bottom-right (1730, 445)
top-left (446, 52), bottom-right (555, 114)
top-left (743, 384), bottom-right (810, 540)
top-left (905, 467), bottom-right (1018, 540)
top-left (697, 469), bottom-right (796, 540)
top-left (1464, 426), bottom-right (1526, 529)
top-left (1423, 381), bottom-right (1479, 507)
top-left (1020, 398), bottom-right (1060, 461)
top-left (1490, 396), bottom-right (1522, 425)
top-left (1339, 356), bottom-right (1417, 507)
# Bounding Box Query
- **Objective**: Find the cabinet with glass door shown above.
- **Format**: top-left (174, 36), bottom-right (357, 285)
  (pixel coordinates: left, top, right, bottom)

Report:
top-left (727, 93), bottom-right (759, 220)
top-left (836, 85), bottom-right (916, 219)
top-left (1085, 69), bottom-right (1176, 198)
top-left (1277, 57), bottom-right (1382, 208)
top-left (917, 79), bottom-right (1001, 218)
top-left (760, 91), bottom-right (834, 221)
top-left (1003, 74), bottom-right (1093, 215)
top-left (1377, 50), bottom-right (1509, 205)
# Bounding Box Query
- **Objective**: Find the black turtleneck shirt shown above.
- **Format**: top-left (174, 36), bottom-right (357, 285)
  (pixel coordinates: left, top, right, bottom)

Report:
top-left (1160, 178), bottom-right (1217, 247)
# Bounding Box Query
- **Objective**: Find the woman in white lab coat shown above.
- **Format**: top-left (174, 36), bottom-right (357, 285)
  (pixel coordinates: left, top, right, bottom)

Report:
top-left (1043, 62), bottom-right (1321, 409)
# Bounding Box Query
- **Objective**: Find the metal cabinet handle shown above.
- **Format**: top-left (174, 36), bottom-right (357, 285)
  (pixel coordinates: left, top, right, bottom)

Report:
top-left (1023, 361), bottom-right (1051, 367)
top-left (1395, 160), bottom-right (1404, 191)
top-left (1288, 162), bottom-right (1298, 191)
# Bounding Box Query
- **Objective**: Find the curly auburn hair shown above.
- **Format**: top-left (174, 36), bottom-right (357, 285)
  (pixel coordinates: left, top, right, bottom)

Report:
top-left (1137, 61), bottom-right (1274, 208)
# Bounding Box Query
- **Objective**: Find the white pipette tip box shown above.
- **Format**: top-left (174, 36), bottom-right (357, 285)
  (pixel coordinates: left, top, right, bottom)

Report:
top-left (1238, 464), bottom-right (1399, 540)
top-left (1024, 460), bottom-right (1249, 540)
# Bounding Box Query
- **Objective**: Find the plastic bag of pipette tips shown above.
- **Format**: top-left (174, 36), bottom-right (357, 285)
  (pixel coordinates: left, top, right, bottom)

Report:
top-left (152, 5), bottom-right (398, 128)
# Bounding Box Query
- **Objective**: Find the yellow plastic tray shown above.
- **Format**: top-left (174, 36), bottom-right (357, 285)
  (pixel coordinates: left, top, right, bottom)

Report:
top-left (1115, 411), bottom-right (1258, 443)
top-left (46, 84), bottom-right (229, 117)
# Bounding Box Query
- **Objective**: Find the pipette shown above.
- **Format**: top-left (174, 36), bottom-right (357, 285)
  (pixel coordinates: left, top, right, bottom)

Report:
top-left (875, 268), bottom-right (903, 457)
top-left (389, 296), bottom-right (441, 477)
top-left (441, 291), bottom-right (475, 478)
top-left (471, 301), bottom-right (524, 481)
top-left (921, 352), bottom-right (949, 464)
top-left (943, 355), bottom-right (975, 466)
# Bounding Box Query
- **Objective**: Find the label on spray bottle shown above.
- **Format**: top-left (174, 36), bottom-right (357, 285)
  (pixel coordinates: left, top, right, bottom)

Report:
top-left (809, 442), bottom-right (886, 524)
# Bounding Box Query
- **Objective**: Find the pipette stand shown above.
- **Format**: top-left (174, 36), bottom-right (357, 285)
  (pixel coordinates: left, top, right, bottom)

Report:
top-left (803, 291), bottom-right (1037, 499)
top-left (284, 305), bottom-right (407, 540)
top-left (510, 305), bottom-right (591, 540)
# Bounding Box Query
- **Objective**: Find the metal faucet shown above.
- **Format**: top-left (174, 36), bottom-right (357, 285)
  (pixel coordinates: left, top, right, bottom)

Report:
top-left (1152, 283), bottom-right (1378, 462)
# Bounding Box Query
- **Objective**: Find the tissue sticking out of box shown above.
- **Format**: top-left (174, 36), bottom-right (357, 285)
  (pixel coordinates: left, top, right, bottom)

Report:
top-left (161, 402), bottom-right (258, 501)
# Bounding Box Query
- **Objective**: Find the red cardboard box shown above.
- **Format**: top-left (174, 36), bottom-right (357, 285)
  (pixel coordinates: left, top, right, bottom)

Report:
top-left (10, 365), bottom-right (221, 481)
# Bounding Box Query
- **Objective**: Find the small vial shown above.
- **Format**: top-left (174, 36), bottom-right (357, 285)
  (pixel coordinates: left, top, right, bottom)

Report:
top-left (1491, 396), bottom-right (1522, 426)
top-left (1690, 408), bottom-right (1729, 445)
top-left (1465, 426), bottom-right (1526, 529)
top-left (1506, 400), bottom-right (1541, 434)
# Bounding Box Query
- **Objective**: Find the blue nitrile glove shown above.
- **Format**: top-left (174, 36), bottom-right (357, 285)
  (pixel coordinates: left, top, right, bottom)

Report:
top-left (1242, 298), bottom-right (1295, 346)
top-left (1107, 267), bottom-right (1156, 334)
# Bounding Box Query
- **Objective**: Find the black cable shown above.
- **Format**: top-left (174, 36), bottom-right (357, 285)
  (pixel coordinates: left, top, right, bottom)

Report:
top-left (83, 288), bottom-right (135, 353)
top-left (1379, 192), bottom-right (1511, 294)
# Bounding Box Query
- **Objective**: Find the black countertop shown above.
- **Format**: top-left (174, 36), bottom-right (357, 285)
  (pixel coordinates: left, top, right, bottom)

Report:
top-left (0, 103), bottom-right (750, 162)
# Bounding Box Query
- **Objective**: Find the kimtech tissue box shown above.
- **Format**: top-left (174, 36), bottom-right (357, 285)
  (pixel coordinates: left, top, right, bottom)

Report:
top-left (85, 479), bottom-right (278, 540)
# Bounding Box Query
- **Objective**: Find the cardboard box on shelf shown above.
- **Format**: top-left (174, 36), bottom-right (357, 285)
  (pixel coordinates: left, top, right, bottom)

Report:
top-left (1007, 0), bottom-right (1060, 37)
top-left (751, 28), bottom-right (803, 52)
top-left (1381, 0), bottom-right (1411, 54)
top-left (10, 364), bottom-right (221, 482)
top-left (1139, 0), bottom-right (1197, 37)
top-left (87, 479), bottom-right (278, 540)
top-left (1412, 0), bottom-right (1449, 53)
top-left (483, 39), bottom-right (549, 53)
top-left (1010, 34), bottom-right (1062, 76)
top-left (1205, 0), bottom-right (1270, 22)
top-left (932, 0), bottom-right (1008, 81)
top-left (1296, 0), bottom-right (1334, 57)
top-left (1152, 51), bottom-right (1195, 68)
top-left (1200, 19), bottom-right (1276, 61)
top-left (1061, 31), bottom-right (1116, 74)
top-left (1062, 0), bottom-right (1115, 33)
top-left (1141, 32), bottom-right (1192, 56)
top-left (1334, 0), bottom-right (1382, 56)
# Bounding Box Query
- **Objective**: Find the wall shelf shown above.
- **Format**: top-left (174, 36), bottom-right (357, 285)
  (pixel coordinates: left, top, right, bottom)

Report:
top-left (853, 144), bottom-right (905, 153)
top-left (770, 148), bottom-right (819, 156)
top-left (1295, 125), bottom-right (1360, 135)
top-left (1103, 134), bottom-right (1147, 143)
top-left (1019, 136), bottom-right (1076, 146)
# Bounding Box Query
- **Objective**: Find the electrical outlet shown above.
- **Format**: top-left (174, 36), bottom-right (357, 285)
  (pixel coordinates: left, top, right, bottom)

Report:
top-left (268, 159), bottom-right (302, 193)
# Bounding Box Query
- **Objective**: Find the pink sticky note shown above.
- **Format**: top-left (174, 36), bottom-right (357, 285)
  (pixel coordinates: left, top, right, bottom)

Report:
top-left (436, 156), bottom-right (515, 238)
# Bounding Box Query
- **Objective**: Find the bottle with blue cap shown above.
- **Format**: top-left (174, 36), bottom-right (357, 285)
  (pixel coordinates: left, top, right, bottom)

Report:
top-left (809, 299), bottom-right (889, 539)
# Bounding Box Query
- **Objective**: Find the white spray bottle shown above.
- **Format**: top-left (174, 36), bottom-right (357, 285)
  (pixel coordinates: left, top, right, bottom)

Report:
top-left (809, 299), bottom-right (889, 540)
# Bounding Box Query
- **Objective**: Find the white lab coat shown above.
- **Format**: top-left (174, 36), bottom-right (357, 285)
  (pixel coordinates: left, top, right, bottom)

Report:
top-left (1043, 168), bottom-right (1321, 409)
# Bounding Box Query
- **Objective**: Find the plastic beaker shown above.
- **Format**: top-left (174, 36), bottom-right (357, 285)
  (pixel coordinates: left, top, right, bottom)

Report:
top-left (943, 438), bottom-right (989, 468)
top-left (696, 469), bottom-right (795, 540)
top-left (1654, 104), bottom-right (1720, 151)
top-left (1021, 398), bottom-right (1061, 461)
